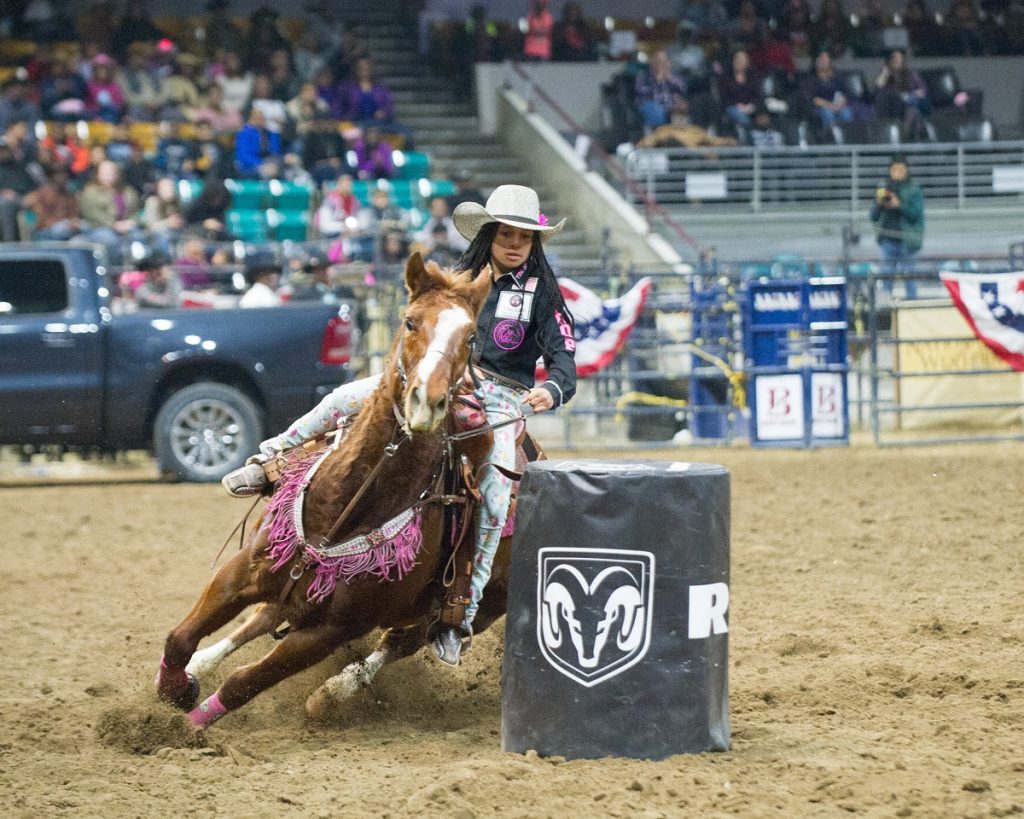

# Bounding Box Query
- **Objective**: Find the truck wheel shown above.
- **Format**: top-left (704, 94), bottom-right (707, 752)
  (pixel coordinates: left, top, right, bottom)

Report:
top-left (154, 382), bottom-right (263, 483)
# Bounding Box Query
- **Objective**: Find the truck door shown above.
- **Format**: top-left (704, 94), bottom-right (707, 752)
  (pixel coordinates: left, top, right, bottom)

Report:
top-left (0, 257), bottom-right (105, 445)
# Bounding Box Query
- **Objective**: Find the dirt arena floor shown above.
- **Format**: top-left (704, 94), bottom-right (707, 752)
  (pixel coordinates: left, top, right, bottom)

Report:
top-left (0, 443), bottom-right (1021, 818)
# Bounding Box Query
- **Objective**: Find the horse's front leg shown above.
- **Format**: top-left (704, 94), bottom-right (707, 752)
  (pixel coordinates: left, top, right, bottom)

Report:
top-left (186, 602), bottom-right (277, 679)
top-left (156, 539), bottom-right (272, 710)
top-left (305, 624), bottom-right (426, 719)
top-left (189, 620), bottom-right (351, 728)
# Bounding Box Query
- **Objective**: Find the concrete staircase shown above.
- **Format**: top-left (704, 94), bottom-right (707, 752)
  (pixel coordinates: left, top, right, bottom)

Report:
top-left (340, 6), bottom-right (617, 284)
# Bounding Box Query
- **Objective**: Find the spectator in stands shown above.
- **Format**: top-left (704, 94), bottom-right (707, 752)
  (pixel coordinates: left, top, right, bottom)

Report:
top-left (809, 51), bottom-right (854, 137)
top-left (444, 167), bottom-right (486, 210)
top-left (166, 53), bottom-right (204, 120)
top-left (242, 6), bottom-right (291, 74)
top-left (414, 196), bottom-right (468, 251)
top-left (873, 48), bottom-right (931, 141)
top-left (0, 140), bottom-right (36, 242)
top-left (24, 164), bottom-right (83, 240)
top-left (239, 249), bottom-right (283, 308)
top-left (287, 83), bottom-right (330, 145)
top-left (269, 49), bottom-right (302, 103)
top-left (193, 121), bottom-right (234, 179)
top-left (155, 121), bottom-right (196, 180)
top-left (111, 0), bottom-right (167, 62)
top-left (3, 120), bottom-right (39, 171)
top-left (522, 0), bottom-right (555, 61)
top-left (293, 29), bottom-right (327, 85)
top-left (0, 72), bottom-right (41, 134)
top-left (680, 0), bottom-right (729, 36)
top-left (316, 173), bottom-right (359, 238)
top-left (143, 176), bottom-right (186, 252)
top-left (635, 50), bottom-right (688, 132)
top-left (811, 0), bottom-right (852, 58)
top-left (750, 27), bottom-right (797, 81)
top-left (855, 0), bottom-right (890, 57)
top-left (667, 21), bottom-right (707, 78)
top-left (353, 187), bottom-right (408, 261)
top-left (78, 159), bottom-right (143, 264)
top-left (302, 112), bottom-right (350, 186)
top-left (203, 0), bottom-right (245, 61)
top-left (134, 251), bottom-right (183, 309)
top-left (945, 0), bottom-right (986, 55)
top-left (422, 222), bottom-right (462, 268)
top-left (902, 0), bottom-right (944, 57)
top-left (191, 82), bottom-right (243, 135)
top-left (120, 43), bottom-right (170, 122)
top-left (184, 175), bottom-right (232, 240)
top-left (215, 52), bottom-right (254, 116)
top-left (41, 55), bottom-right (89, 121)
top-left (13, 0), bottom-right (71, 42)
top-left (728, 0), bottom-right (768, 52)
top-left (234, 108), bottom-right (283, 179)
top-left (351, 126), bottom-right (394, 180)
top-left (779, 0), bottom-right (813, 57)
top-left (282, 250), bottom-right (346, 303)
top-left (246, 74), bottom-right (290, 135)
top-left (552, 2), bottom-right (597, 61)
top-left (636, 97), bottom-right (740, 149)
top-left (42, 123), bottom-right (78, 175)
top-left (718, 49), bottom-right (762, 132)
top-left (870, 154), bottom-right (924, 298)
top-left (334, 58), bottom-right (414, 149)
top-left (122, 140), bottom-right (158, 197)
top-left (86, 54), bottom-right (126, 123)
top-left (749, 106), bottom-right (785, 147)
top-left (174, 237), bottom-right (216, 290)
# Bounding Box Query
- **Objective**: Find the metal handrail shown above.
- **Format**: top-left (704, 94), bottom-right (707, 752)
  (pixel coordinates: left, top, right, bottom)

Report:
top-left (505, 61), bottom-right (702, 253)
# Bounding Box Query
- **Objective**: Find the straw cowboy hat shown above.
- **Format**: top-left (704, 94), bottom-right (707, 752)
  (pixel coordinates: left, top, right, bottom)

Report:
top-left (452, 184), bottom-right (565, 243)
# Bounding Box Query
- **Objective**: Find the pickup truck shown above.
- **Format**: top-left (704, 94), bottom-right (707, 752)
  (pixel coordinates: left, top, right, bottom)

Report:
top-left (0, 243), bottom-right (357, 481)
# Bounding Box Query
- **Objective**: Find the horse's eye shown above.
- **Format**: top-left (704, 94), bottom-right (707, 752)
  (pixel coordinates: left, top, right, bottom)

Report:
top-left (405, 318), bottom-right (415, 332)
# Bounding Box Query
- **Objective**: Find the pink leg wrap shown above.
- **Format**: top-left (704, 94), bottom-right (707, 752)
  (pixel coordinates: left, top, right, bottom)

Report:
top-left (188, 692), bottom-right (228, 728)
top-left (155, 656), bottom-right (189, 699)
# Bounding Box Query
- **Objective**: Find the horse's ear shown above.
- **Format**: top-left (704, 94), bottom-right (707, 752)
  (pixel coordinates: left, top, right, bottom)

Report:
top-left (465, 264), bottom-right (493, 317)
top-left (404, 252), bottom-right (432, 300)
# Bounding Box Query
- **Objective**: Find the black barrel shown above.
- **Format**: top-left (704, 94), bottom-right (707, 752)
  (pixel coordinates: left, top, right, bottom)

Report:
top-left (501, 459), bottom-right (730, 761)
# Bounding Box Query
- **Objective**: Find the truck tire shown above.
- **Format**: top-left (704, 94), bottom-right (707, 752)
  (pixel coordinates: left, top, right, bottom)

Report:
top-left (154, 382), bottom-right (263, 483)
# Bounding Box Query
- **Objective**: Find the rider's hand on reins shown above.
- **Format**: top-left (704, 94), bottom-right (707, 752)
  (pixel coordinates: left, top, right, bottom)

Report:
top-left (521, 387), bottom-right (554, 413)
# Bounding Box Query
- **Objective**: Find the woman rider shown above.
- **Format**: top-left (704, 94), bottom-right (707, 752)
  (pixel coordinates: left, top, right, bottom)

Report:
top-left (222, 184), bottom-right (577, 666)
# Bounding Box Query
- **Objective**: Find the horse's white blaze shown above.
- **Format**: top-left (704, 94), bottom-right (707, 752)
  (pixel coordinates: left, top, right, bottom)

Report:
top-left (186, 637), bottom-right (237, 678)
top-left (409, 305), bottom-right (471, 429)
top-left (415, 305), bottom-right (471, 386)
top-left (322, 648), bottom-right (389, 701)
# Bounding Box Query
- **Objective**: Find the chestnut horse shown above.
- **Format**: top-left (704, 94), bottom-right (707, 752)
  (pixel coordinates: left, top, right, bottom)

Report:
top-left (155, 254), bottom-right (516, 727)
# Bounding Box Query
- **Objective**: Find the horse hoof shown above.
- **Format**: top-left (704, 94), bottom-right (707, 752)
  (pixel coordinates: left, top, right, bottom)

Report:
top-left (305, 688), bottom-right (334, 721)
top-left (165, 673), bottom-right (201, 712)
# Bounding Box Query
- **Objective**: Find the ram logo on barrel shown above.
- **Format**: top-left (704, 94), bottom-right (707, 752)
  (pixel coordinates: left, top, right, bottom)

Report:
top-left (536, 548), bottom-right (655, 687)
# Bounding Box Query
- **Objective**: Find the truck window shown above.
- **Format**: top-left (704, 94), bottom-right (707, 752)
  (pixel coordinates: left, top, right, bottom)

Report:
top-left (0, 260), bottom-right (69, 315)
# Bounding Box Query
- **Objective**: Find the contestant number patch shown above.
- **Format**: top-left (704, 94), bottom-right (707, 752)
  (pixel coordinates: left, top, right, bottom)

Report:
top-left (496, 291), bottom-right (534, 320)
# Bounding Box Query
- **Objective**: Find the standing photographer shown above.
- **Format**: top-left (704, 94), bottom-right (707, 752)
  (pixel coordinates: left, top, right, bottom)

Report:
top-left (870, 154), bottom-right (924, 299)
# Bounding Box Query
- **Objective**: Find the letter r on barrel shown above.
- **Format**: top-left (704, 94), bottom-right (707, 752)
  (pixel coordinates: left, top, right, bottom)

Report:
top-left (688, 582), bottom-right (730, 639)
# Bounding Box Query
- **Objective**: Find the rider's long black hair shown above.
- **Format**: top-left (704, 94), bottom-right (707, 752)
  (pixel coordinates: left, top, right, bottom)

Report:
top-left (456, 221), bottom-right (575, 336)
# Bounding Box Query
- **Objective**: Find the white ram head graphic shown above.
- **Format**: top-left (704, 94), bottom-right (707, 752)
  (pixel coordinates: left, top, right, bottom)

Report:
top-left (541, 564), bottom-right (646, 670)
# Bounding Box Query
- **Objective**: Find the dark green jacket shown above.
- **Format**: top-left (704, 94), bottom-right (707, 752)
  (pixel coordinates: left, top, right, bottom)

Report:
top-left (869, 177), bottom-right (924, 253)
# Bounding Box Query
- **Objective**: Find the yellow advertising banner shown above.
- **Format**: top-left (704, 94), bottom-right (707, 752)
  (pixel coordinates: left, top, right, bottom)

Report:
top-left (895, 303), bottom-right (1024, 429)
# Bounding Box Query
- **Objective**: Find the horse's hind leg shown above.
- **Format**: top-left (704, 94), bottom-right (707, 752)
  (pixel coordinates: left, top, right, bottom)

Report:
top-left (189, 621), bottom-right (350, 728)
top-left (186, 603), bottom-right (276, 679)
top-left (305, 625), bottom-right (425, 719)
top-left (156, 545), bottom-right (269, 709)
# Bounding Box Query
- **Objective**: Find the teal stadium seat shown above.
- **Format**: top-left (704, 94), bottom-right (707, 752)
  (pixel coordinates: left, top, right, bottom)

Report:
top-left (268, 179), bottom-right (313, 210)
top-left (267, 209), bottom-right (309, 242)
top-left (226, 209), bottom-right (269, 243)
top-left (393, 151), bottom-right (430, 181)
top-left (422, 178), bottom-right (455, 199)
top-left (225, 179), bottom-right (268, 209)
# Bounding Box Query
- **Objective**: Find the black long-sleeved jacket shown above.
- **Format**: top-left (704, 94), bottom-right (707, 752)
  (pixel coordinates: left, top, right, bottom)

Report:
top-left (473, 268), bottom-right (577, 407)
